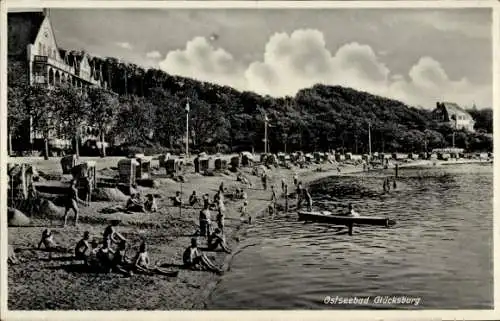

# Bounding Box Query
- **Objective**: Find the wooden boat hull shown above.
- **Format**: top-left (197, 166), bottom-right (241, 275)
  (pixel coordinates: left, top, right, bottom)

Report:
top-left (298, 211), bottom-right (396, 227)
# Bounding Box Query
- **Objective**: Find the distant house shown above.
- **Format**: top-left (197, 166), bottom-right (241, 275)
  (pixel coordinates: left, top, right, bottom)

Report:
top-left (431, 102), bottom-right (475, 132)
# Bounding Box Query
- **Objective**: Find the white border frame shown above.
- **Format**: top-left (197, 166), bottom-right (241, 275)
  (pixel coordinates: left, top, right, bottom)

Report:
top-left (1, 1), bottom-right (498, 320)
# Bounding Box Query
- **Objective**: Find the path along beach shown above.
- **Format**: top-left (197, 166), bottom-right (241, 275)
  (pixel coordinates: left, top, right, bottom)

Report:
top-left (8, 155), bottom-right (368, 310)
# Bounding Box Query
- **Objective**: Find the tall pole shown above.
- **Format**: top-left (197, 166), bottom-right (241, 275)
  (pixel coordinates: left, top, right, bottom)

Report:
top-left (264, 114), bottom-right (268, 154)
top-left (185, 100), bottom-right (190, 158)
top-left (368, 122), bottom-right (372, 158)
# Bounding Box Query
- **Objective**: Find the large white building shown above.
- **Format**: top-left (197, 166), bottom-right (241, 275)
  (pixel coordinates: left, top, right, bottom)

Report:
top-left (431, 102), bottom-right (475, 132)
top-left (8, 9), bottom-right (103, 88)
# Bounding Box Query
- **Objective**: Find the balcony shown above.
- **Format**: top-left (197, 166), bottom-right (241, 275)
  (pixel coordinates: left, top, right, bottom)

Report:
top-left (32, 55), bottom-right (100, 87)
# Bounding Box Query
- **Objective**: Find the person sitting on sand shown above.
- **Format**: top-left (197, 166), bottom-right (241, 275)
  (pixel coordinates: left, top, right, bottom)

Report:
top-left (207, 228), bottom-right (231, 253)
top-left (345, 203), bottom-right (360, 217)
top-left (63, 179), bottom-right (82, 227)
top-left (126, 193), bottom-right (145, 212)
top-left (144, 194), bottom-right (157, 212)
top-left (104, 240), bottom-right (132, 276)
top-left (103, 220), bottom-right (126, 248)
top-left (75, 231), bottom-right (91, 263)
top-left (189, 191), bottom-right (199, 206)
top-left (8, 245), bottom-right (19, 265)
top-left (38, 229), bottom-right (69, 258)
top-left (237, 173), bottom-right (252, 187)
top-left (183, 238), bottom-right (222, 274)
top-left (131, 242), bottom-right (176, 276)
top-left (86, 239), bottom-right (101, 268)
top-left (173, 191), bottom-right (182, 207)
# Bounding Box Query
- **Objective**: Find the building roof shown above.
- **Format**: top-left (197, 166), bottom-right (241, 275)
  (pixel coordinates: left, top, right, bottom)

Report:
top-left (440, 101), bottom-right (474, 121)
top-left (8, 12), bottom-right (45, 57)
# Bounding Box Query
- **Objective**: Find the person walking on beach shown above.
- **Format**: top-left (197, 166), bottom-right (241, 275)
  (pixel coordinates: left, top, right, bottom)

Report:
top-left (270, 185), bottom-right (277, 203)
top-left (219, 182), bottom-right (225, 194)
top-left (261, 172), bottom-right (268, 190)
top-left (281, 178), bottom-right (286, 193)
top-left (199, 204), bottom-right (211, 237)
top-left (296, 181), bottom-right (304, 209)
top-left (304, 188), bottom-right (313, 212)
top-left (293, 173), bottom-right (298, 186)
top-left (216, 206), bottom-right (225, 234)
top-left (63, 179), bottom-right (81, 227)
top-left (240, 201), bottom-right (250, 223)
top-left (202, 193), bottom-right (210, 208)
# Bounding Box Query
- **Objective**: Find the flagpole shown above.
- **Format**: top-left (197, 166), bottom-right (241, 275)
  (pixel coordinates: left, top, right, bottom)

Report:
top-left (186, 100), bottom-right (190, 159)
top-left (368, 122), bottom-right (372, 159)
top-left (264, 114), bottom-right (268, 154)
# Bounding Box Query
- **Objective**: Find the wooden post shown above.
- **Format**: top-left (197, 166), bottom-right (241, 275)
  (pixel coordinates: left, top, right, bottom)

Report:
top-left (348, 223), bottom-right (354, 236)
top-left (285, 185), bottom-right (288, 213)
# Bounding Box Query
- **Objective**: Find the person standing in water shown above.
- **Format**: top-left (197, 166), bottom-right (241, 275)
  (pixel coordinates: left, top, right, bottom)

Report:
top-left (304, 188), bottom-right (313, 212)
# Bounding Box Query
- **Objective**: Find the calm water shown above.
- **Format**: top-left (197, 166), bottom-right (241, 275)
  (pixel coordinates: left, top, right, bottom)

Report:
top-left (209, 164), bottom-right (493, 309)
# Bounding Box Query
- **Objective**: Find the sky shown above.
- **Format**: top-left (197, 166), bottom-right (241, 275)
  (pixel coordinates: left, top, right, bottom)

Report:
top-left (38, 8), bottom-right (492, 108)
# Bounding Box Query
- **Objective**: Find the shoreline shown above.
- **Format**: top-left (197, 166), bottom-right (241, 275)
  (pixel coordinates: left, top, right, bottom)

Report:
top-left (7, 156), bottom-right (491, 310)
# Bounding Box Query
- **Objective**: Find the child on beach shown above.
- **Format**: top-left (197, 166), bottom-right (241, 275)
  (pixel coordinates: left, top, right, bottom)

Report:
top-left (144, 194), bottom-right (157, 212)
top-left (74, 231), bottom-right (91, 263)
top-left (173, 191), bottom-right (182, 207)
top-left (38, 229), bottom-right (69, 259)
top-left (199, 204), bottom-right (212, 237)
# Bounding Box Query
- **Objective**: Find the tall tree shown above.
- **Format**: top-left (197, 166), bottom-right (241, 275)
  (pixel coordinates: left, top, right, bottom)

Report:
top-left (86, 87), bottom-right (119, 157)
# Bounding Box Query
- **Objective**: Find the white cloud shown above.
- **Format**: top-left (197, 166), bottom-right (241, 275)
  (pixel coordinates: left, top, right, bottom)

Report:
top-left (146, 50), bottom-right (162, 59)
top-left (158, 29), bottom-right (491, 108)
top-left (115, 42), bottom-right (133, 50)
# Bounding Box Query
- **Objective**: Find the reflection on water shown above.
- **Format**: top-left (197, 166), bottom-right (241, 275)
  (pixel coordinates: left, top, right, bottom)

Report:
top-left (209, 164), bottom-right (493, 309)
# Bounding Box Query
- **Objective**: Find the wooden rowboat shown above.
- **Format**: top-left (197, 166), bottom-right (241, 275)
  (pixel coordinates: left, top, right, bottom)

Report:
top-left (297, 211), bottom-right (396, 227)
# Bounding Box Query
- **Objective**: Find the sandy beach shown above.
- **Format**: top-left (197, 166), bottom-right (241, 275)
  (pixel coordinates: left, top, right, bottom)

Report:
top-left (7, 155), bottom-right (366, 310)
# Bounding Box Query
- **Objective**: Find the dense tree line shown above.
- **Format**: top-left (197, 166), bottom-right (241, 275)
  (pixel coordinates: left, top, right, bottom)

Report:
top-left (7, 55), bottom-right (493, 158)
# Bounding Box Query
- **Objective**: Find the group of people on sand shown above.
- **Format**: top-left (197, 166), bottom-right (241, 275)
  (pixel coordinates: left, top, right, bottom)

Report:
top-left (126, 193), bottom-right (157, 213)
top-left (35, 218), bottom-right (227, 276)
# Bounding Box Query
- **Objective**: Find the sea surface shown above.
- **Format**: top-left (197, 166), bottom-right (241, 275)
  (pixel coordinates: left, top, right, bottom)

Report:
top-left (209, 163), bottom-right (493, 309)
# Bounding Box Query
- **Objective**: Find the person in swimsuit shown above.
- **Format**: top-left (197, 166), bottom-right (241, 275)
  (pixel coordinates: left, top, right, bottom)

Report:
top-left (207, 228), bottom-right (231, 253)
top-left (304, 189), bottom-right (313, 212)
top-left (182, 238), bottom-right (222, 274)
top-left (132, 242), bottom-right (177, 276)
top-left (189, 191), bottom-right (199, 206)
top-left (216, 207), bottom-right (225, 234)
top-left (173, 191), bottom-right (182, 207)
top-left (74, 231), bottom-right (91, 263)
top-left (144, 194), bottom-right (157, 212)
top-left (103, 220), bottom-right (126, 248)
top-left (38, 229), bottom-right (69, 259)
top-left (63, 180), bottom-right (80, 227)
top-left (346, 203), bottom-right (360, 217)
top-left (199, 204), bottom-right (211, 237)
